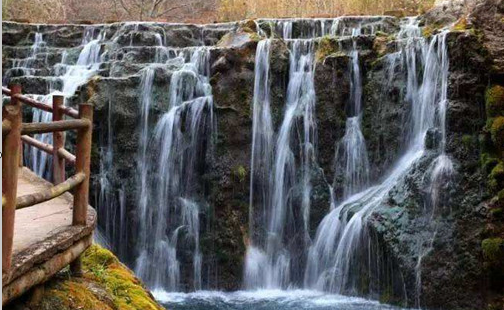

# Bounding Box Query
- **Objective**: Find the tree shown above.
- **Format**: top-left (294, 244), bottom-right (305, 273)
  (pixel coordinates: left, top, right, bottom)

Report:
top-left (109, 0), bottom-right (206, 21)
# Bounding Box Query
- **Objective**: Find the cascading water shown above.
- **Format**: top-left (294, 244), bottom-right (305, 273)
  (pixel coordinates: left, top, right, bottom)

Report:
top-left (2, 16), bottom-right (467, 309)
top-left (245, 21), bottom-right (317, 289)
top-left (246, 39), bottom-right (274, 289)
top-left (14, 28), bottom-right (105, 179)
top-left (96, 99), bottom-right (128, 258)
top-left (3, 30), bottom-right (46, 84)
top-left (305, 18), bottom-right (453, 306)
top-left (332, 31), bottom-right (370, 201)
top-left (135, 47), bottom-right (214, 292)
top-left (7, 27), bottom-right (121, 256)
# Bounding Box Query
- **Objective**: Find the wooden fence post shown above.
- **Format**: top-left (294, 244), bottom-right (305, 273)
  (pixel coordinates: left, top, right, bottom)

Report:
top-left (70, 103), bottom-right (93, 276)
top-left (2, 84), bottom-right (22, 274)
top-left (52, 95), bottom-right (65, 185)
top-left (19, 143), bottom-right (23, 167)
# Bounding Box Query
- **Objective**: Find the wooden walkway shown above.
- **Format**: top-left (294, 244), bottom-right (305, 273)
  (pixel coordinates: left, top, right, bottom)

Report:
top-left (3, 168), bottom-right (97, 303)
top-left (2, 85), bottom-right (96, 305)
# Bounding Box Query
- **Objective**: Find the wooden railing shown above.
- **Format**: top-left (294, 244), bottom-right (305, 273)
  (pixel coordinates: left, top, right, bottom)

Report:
top-left (1, 84), bottom-right (93, 276)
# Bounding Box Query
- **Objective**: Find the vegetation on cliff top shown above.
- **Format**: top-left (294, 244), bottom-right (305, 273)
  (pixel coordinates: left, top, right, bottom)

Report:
top-left (3, 0), bottom-right (434, 24)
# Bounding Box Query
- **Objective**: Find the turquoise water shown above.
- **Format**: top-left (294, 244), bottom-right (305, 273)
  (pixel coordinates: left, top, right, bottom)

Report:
top-left (154, 290), bottom-right (406, 310)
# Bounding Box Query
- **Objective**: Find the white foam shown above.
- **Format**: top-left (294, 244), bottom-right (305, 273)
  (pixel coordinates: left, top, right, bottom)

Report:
top-left (153, 289), bottom-right (402, 308)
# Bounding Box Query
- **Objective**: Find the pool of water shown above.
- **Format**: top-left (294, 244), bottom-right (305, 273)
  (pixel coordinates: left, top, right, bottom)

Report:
top-left (154, 289), bottom-right (406, 310)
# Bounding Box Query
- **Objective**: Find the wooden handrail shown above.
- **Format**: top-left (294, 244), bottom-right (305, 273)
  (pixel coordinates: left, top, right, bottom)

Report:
top-left (3, 120), bottom-right (12, 136)
top-left (70, 103), bottom-right (93, 275)
top-left (58, 148), bottom-right (77, 166)
top-left (2, 87), bottom-right (79, 118)
top-left (2, 86), bottom-right (12, 96)
top-left (21, 119), bottom-right (90, 135)
top-left (2, 84), bottom-right (22, 273)
top-left (21, 135), bottom-right (53, 154)
top-left (2, 84), bottom-right (94, 277)
top-left (53, 95), bottom-right (65, 184)
top-left (58, 105), bottom-right (80, 119)
top-left (21, 136), bottom-right (77, 166)
top-left (15, 173), bottom-right (86, 210)
top-left (15, 94), bottom-right (53, 114)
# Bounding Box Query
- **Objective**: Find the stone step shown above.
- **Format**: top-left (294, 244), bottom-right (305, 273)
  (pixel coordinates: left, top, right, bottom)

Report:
top-left (2, 21), bottom-right (237, 49)
top-left (256, 16), bottom-right (400, 39)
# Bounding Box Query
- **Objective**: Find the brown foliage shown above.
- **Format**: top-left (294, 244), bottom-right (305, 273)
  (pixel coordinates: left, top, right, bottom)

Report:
top-left (3, 0), bottom-right (218, 23)
top-left (3, 0), bottom-right (433, 23)
top-left (217, 0), bottom-right (435, 21)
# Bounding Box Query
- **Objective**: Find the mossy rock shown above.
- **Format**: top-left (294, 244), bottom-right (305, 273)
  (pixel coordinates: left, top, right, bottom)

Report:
top-left (490, 116), bottom-right (504, 153)
top-left (490, 207), bottom-right (503, 219)
top-left (232, 165), bottom-right (247, 183)
top-left (489, 161), bottom-right (504, 192)
top-left (8, 244), bottom-right (163, 310)
top-left (422, 25), bottom-right (436, 38)
top-left (239, 19), bottom-right (257, 33)
top-left (315, 36), bottom-right (339, 63)
top-left (461, 134), bottom-right (476, 148)
top-left (482, 237), bottom-right (504, 263)
top-left (486, 85), bottom-right (504, 118)
top-left (480, 152), bottom-right (499, 174)
top-left (452, 17), bottom-right (470, 31)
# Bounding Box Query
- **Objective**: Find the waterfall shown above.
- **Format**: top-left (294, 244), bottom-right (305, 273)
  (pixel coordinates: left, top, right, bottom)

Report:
top-left (135, 47), bottom-right (214, 291)
top-left (95, 99), bottom-right (128, 258)
top-left (245, 19), bottom-right (317, 287)
top-left (12, 27), bottom-right (127, 259)
top-left (3, 31), bottom-right (50, 177)
top-left (2, 18), bottom-right (464, 305)
top-left (23, 27), bottom-right (105, 179)
top-left (305, 19), bottom-right (452, 304)
top-left (29, 98), bottom-right (53, 179)
top-left (333, 32), bottom-right (370, 201)
top-left (60, 28), bottom-right (104, 96)
top-left (247, 39), bottom-right (273, 259)
top-left (333, 116), bottom-right (370, 200)
top-left (3, 30), bottom-right (46, 85)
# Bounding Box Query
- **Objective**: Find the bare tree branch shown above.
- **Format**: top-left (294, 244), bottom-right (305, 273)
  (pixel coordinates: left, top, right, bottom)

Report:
top-left (154, 2), bottom-right (192, 18)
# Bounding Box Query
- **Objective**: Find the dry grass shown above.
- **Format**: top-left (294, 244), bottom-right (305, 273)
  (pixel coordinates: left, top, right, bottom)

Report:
top-left (217, 0), bottom-right (435, 21)
top-left (3, 0), bottom-right (434, 23)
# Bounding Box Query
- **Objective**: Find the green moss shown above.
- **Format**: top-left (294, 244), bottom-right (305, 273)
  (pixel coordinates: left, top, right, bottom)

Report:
top-left (489, 161), bottom-right (504, 191)
top-left (82, 244), bottom-right (118, 268)
top-left (233, 165), bottom-right (247, 183)
top-left (480, 152), bottom-right (499, 174)
top-left (461, 134), bottom-right (475, 148)
top-left (490, 116), bottom-right (504, 151)
top-left (422, 25), bottom-right (436, 38)
top-left (486, 85), bottom-right (504, 118)
top-left (43, 280), bottom-right (113, 310)
top-left (490, 208), bottom-right (503, 218)
top-left (82, 245), bottom-right (162, 310)
top-left (482, 238), bottom-right (504, 262)
top-left (490, 161), bottom-right (504, 179)
top-left (240, 26), bottom-right (261, 41)
top-left (498, 188), bottom-right (504, 201)
top-left (315, 36), bottom-right (339, 62)
top-left (452, 17), bottom-right (469, 31)
top-left (17, 245), bottom-right (162, 310)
